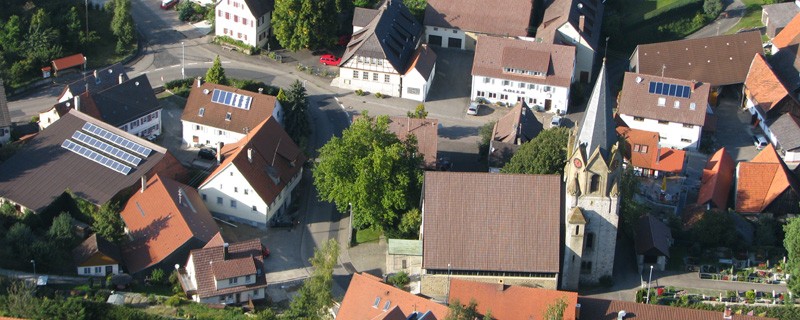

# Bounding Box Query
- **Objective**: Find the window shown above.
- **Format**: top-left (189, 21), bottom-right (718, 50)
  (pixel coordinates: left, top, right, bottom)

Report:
top-left (225, 12), bottom-right (229, 19)
top-left (502, 80), bottom-right (510, 86)
top-left (244, 189), bottom-right (249, 195)
top-left (373, 73), bottom-right (378, 81)
top-left (231, 200), bottom-right (237, 208)
top-left (252, 205), bottom-right (257, 211)
top-left (543, 86), bottom-right (551, 92)
top-left (633, 116), bottom-right (644, 122)
top-left (353, 70), bottom-right (358, 78)
top-left (477, 91), bottom-right (485, 97)
top-left (237, 32), bottom-right (242, 39)
top-left (362, 72), bottom-right (369, 80)
top-left (402, 260), bottom-right (407, 268)
top-left (234, 187), bottom-right (238, 193)
top-left (95, 267), bottom-right (102, 273)
top-left (433, 27), bottom-right (438, 31)
top-left (518, 82), bottom-right (525, 88)
top-left (575, 225), bottom-right (580, 235)
top-left (243, 18), bottom-right (247, 25)
top-left (500, 94), bottom-right (508, 100)
top-left (660, 136), bottom-right (667, 140)
top-left (581, 261), bottom-right (592, 274)
top-left (641, 145), bottom-right (648, 153)
top-left (234, 15), bottom-right (239, 23)
top-left (683, 124), bottom-right (694, 128)
top-left (217, 197), bottom-right (223, 204)
top-left (673, 100), bottom-right (680, 108)
top-left (245, 275), bottom-right (251, 282)
top-left (225, 112), bottom-right (232, 121)
top-left (373, 297), bottom-right (381, 308)
top-left (586, 233), bottom-right (595, 249)
top-left (488, 92), bottom-right (497, 99)
top-left (253, 290), bottom-right (259, 296)
top-left (218, 130), bottom-right (224, 135)
top-left (218, 9), bottom-right (221, 16)
top-left (590, 175), bottom-right (600, 193)
top-left (202, 194), bottom-right (207, 201)
top-left (633, 144), bottom-right (640, 152)
top-left (528, 84), bottom-right (536, 90)
top-left (452, 29), bottom-right (457, 33)
top-left (689, 102), bottom-right (697, 110)
top-left (229, 277), bottom-right (238, 284)
top-left (681, 138), bottom-right (692, 143)
top-left (384, 75), bottom-right (390, 83)
top-left (658, 120), bottom-right (669, 125)
top-left (198, 108), bottom-right (205, 117)
top-left (83, 267), bottom-right (90, 274)
top-left (383, 301), bottom-right (391, 311)
top-left (407, 87), bottom-right (420, 94)
top-left (657, 97), bottom-right (666, 106)
top-left (483, 77), bottom-right (491, 84)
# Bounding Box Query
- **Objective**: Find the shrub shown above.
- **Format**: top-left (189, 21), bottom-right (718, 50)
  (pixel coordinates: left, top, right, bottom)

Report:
top-left (355, 89), bottom-right (366, 96)
top-left (150, 269), bottom-right (165, 284)
top-left (388, 271), bottom-right (410, 288)
top-left (374, 92), bottom-right (384, 99)
top-left (165, 294), bottom-right (182, 307)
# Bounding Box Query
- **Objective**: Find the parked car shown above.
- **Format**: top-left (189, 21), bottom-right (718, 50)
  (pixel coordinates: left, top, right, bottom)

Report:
top-left (467, 102), bottom-right (480, 116)
top-left (753, 134), bottom-right (768, 150)
top-left (198, 148), bottom-right (216, 160)
top-left (550, 116), bottom-right (563, 128)
top-left (160, 0), bottom-right (178, 9)
top-left (319, 54), bottom-right (341, 66)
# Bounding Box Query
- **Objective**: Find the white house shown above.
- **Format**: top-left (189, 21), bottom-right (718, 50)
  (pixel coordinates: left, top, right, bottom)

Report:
top-left (39, 74), bottom-right (161, 139)
top-left (180, 79), bottom-right (283, 148)
top-left (334, 0), bottom-right (437, 102)
top-left (179, 237), bottom-right (268, 304)
top-left (198, 116), bottom-right (304, 228)
top-left (422, 0), bottom-right (535, 50)
top-left (471, 35), bottom-right (575, 114)
top-left (536, 0), bottom-right (604, 83)
top-left (0, 78), bottom-right (10, 147)
top-left (72, 234), bottom-right (122, 277)
top-left (214, 0), bottom-right (273, 48)
top-left (617, 72), bottom-right (711, 150)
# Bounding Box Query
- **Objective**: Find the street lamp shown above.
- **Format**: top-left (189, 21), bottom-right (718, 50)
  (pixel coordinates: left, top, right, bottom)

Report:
top-left (30, 260), bottom-right (36, 278)
top-left (181, 42), bottom-right (186, 79)
top-left (446, 263), bottom-right (451, 303)
top-left (646, 265), bottom-right (654, 304)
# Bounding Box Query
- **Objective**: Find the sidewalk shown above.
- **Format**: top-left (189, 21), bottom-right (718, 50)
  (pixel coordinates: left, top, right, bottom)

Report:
top-left (0, 267), bottom-right (87, 284)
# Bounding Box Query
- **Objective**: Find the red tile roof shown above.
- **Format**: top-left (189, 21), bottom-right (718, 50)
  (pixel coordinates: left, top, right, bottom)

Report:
top-left (181, 81), bottom-right (279, 136)
top-left (424, 0), bottom-right (534, 37)
top-left (745, 54), bottom-right (793, 113)
top-left (337, 273), bottom-right (449, 320)
top-left (736, 144), bottom-right (797, 213)
top-left (187, 238), bottom-right (266, 299)
top-left (616, 127), bottom-right (685, 173)
top-left (386, 116), bottom-right (439, 169)
top-left (203, 232), bottom-right (226, 249)
top-left (448, 279), bottom-right (577, 320)
top-left (212, 256), bottom-right (256, 280)
top-left (422, 172), bottom-right (562, 273)
top-left (473, 36), bottom-right (575, 88)
top-left (618, 72), bottom-right (710, 126)
top-left (121, 174), bottom-right (219, 273)
top-left (774, 12), bottom-right (800, 49)
top-left (72, 233), bottom-right (122, 266)
top-left (697, 148), bottom-right (735, 209)
top-left (51, 53), bottom-right (85, 71)
top-left (578, 297), bottom-right (775, 320)
top-left (200, 116), bottom-right (306, 206)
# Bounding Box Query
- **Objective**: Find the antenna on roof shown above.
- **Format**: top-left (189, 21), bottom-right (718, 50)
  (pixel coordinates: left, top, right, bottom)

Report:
top-left (271, 138), bottom-right (282, 167)
top-left (661, 64), bottom-right (666, 79)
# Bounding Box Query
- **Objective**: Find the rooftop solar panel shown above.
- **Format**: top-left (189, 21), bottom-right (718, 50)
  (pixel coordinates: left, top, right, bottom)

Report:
top-left (211, 89), bottom-right (252, 110)
top-left (82, 122), bottom-right (152, 157)
top-left (61, 140), bottom-right (132, 175)
top-left (72, 131), bottom-right (142, 166)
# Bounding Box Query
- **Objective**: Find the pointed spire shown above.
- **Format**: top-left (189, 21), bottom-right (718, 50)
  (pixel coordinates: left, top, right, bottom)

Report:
top-left (576, 60), bottom-right (616, 159)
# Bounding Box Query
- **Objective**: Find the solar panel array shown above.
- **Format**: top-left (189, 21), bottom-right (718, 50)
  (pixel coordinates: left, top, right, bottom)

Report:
top-left (61, 140), bottom-right (132, 175)
top-left (72, 131), bottom-right (142, 166)
top-left (648, 81), bottom-right (691, 99)
top-left (82, 122), bottom-right (152, 157)
top-left (211, 89), bottom-right (252, 110)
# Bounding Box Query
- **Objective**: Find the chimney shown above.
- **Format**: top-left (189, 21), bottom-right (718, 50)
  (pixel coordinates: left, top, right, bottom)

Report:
top-left (118, 73), bottom-right (124, 84)
top-left (617, 310), bottom-right (626, 320)
top-left (247, 148), bottom-right (253, 163)
top-left (579, 15), bottom-right (586, 33)
top-left (216, 142), bottom-right (223, 163)
top-left (656, 147), bottom-right (661, 164)
top-left (140, 176), bottom-right (146, 193)
top-left (576, 303), bottom-right (581, 320)
top-left (74, 95), bottom-right (81, 112)
top-left (223, 243), bottom-right (229, 260)
top-left (178, 188), bottom-right (183, 205)
top-left (197, 76), bottom-right (202, 88)
top-left (496, 279), bottom-right (505, 291)
top-left (691, 80), bottom-right (698, 92)
top-left (258, 88), bottom-right (264, 94)
top-left (723, 307), bottom-right (733, 319)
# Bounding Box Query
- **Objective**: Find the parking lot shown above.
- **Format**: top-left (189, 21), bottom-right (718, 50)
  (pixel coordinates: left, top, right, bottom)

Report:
top-left (712, 87), bottom-right (761, 162)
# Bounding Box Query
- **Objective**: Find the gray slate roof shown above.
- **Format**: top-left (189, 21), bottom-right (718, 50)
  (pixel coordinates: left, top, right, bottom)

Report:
top-left (90, 74), bottom-right (160, 126)
top-left (634, 215), bottom-right (671, 257)
top-left (762, 3), bottom-right (800, 31)
top-left (771, 44), bottom-right (800, 91)
top-left (576, 60), bottom-right (616, 159)
top-left (341, 0), bottom-right (422, 74)
top-left (60, 63), bottom-right (128, 101)
top-left (353, 7), bottom-right (380, 28)
top-left (242, 0), bottom-right (274, 18)
top-left (0, 78), bottom-right (9, 128)
top-left (769, 113), bottom-right (800, 151)
top-left (0, 111), bottom-right (170, 212)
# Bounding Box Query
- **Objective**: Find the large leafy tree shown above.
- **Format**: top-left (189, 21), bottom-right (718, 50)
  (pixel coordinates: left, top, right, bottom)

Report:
top-left (501, 127), bottom-right (569, 175)
top-left (692, 210), bottom-right (736, 248)
top-left (284, 239), bottom-right (340, 319)
top-left (283, 80), bottom-right (310, 146)
top-left (92, 203), bottom-right (125, 243)
top-left (273, 0), bottom-right (338, 51)
top-left (205, 55), bottom-right (229, 85)
top-left (784, 217), bottom-right (800, 295)
top-left (446, 299), bottom-right (492, 320)
top-left (313, 114), bottom-right (423, 233)
top-left (543, 298), bottom-right (568, 320)
top-left (110, 0), bottom-right (136, 53)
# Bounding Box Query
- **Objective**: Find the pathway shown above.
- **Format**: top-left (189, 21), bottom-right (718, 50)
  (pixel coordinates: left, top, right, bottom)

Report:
top-left (687, 0), bottom-right (747, 39)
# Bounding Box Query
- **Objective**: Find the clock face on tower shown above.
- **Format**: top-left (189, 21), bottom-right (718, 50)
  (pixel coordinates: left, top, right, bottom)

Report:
top-left (573, 158), bottom-right (583, 168)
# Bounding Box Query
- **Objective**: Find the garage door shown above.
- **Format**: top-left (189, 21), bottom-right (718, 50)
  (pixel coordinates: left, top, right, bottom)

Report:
top-left (428, 35), bottom-right (442, 46)
top-left (447, 37), bottom-right (462, 49)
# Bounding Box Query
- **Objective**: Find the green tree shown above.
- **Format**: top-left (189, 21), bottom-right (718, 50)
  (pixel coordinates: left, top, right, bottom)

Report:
top-left (703, 0), bottom-right (722, 17)
top-left (28, 8), bottom-right (50, 32)
top-left (3, 281), bottom-right (38, 317)
top-left (6, 223), bottom-right (35, 259)
top-left (65, 7), bottom-right (82, 51)
top-left (403, 0), bottom-right (427, 21)
top-left (446, 299), bottom-right (481, 320)
top-left (284, 239), bottom-right (340, 319)
top-left (276, 88), bottom-right (287, 103)
top-left (205, 55), bottom-right (229, 85)
top-left (398, 208), bottom-right (421, 239)
top-left (92, 203), bottom-right (124, 243)
top-left (407, 104), bottom-right (428, 119)
top-left (48, 212), bottom-right (76, 246)
top-left (477, 121), bottom-right (496, 162)
top-left (283, 79), bottom-right (310, 146)
top-left (692, 210), bottom-right (736, 248)
top-left (619, 167), bottom-right (647, 239)
top-left (784, 217), bottom-right (800, 295)
top-left (273, 0), bottom-right (338, 51)
top-left (0, 15), bottom-right (22, 53)
top-left (388, 271), bottom-right (410, 288)
top-left (111, 0), bottom-right (135, 53)
top-left (313, 114), bottom-right (423, 234)
top-left (543, 297), bottom-right (567, 320)
top-left (501, 127), bottom-right (569, 174)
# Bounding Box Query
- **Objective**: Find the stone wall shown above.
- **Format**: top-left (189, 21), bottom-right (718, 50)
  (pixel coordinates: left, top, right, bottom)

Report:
top-left (420, 274), bottom-right (558, 300)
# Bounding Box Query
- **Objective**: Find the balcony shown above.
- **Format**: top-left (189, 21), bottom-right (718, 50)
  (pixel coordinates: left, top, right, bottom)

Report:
top-left (176, 268), bottom-right (197, 295)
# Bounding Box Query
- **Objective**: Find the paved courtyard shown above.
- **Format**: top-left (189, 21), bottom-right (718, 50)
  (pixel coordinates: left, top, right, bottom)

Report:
top-left (713, 88), bottom-right (760, 162)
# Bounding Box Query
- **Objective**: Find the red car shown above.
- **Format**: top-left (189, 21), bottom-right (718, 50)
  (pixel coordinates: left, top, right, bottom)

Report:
top-left (160, 0), bottom-right (178, 9)
top-left (319, 54), bottom-right (341, 66)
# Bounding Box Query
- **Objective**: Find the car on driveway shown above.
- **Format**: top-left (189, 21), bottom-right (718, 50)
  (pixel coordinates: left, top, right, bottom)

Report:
top-left (550, 116), bottom-right (563, 128)
top-left (319, 54), bottom-right (341, 66)
top-left (160, 0), bottom-right (178, 9)
top-left (467, 102), bottom-right (480, 116)
top-left (753, 134), bottom-right (768, 150)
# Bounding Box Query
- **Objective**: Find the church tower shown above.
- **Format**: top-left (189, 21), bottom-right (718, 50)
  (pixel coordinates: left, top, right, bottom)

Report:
top-left (561, 61), bottom-right (621, 290)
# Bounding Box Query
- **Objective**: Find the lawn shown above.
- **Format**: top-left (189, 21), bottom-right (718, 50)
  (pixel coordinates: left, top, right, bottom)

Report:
top-left (605, 0), bottom-right (706, 53)
top-left (726, 0), bottom-right (767, 34)
top-left (620, 0), bottom-right (703, 26)
top-left (355, 227), bottom-right (382, 244)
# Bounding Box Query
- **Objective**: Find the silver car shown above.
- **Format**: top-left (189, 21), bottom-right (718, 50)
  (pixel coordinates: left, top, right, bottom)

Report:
top-left (467, 102), bottom-right (479, 116)
top-left (550, 116), bottom-right (563, 128)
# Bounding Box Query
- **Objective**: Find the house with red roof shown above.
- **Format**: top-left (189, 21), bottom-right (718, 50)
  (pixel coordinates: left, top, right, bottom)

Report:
top-left (72, 233), bottom-right (122, 276)
top-left (735, 144), bottom-right (800, 216)
top-left (50, 53), bottom-right (85, 76)
top-left (578, 297), bottom-right (775, 320)
top-left (198, 116), bottom-right (305, 228)
top-left (177, 237), bottom-right (268, 305)
top-left (336, 272), bottom-right (449, 320)
top-left (423, 0), bottom-right (535, 50)
top-left (616, 127), bottom-right (685, 178)
top-left (448, 279), bottom-right (578, 320)
top-left (697, 148), bottom-right (735, 210)
top-left (743, 54), bottom-right (800, 150)
top-left (120, 174), bottom-right (219, 274)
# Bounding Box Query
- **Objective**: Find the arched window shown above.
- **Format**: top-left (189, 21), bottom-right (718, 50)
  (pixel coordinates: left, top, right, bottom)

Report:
top-left (575, 225), bottom-right (580, 235)
top-left (590, 174), bottom-right (601, 193)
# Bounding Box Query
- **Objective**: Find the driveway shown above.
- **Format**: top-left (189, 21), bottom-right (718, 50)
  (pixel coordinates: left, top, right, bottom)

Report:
top-left (713, 89), bottom-right (759, 162)
top-left (687, 0), bottom-right (746, 39)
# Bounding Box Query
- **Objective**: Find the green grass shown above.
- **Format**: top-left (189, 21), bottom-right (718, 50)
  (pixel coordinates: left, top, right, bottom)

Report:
top-left (726, 0), bottom-right (767, 34)
top-left (605, 0), bottom-right (705, 53)
top-left (355, 227), bottom-right (382, 244)
top-left (85, 8), bottom-right (136, 68)
top-left (619, 0), bottom-right (703, 26)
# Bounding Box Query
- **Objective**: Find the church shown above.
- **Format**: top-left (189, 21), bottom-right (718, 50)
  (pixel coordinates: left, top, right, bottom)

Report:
top-left (417, 62), bottom-right (620, 296)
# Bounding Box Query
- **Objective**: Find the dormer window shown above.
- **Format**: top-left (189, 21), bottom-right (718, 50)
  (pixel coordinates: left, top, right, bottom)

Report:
top-left (503, 67), bottom-right (544, 77)
top-left (657, 97), bottom-right (666, 107)
top-left (225, 112), bottom-right (232, 121)
top-left (373, 297), bottom-right (381, 308)
top-left (198, 108), bottom-right (205, 117)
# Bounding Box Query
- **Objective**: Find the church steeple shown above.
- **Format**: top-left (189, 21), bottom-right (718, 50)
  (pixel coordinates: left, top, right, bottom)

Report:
top-left (575, 60), bottom-right (616, 159)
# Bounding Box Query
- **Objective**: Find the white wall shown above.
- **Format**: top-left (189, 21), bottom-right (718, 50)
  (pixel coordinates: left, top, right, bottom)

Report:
top-left (199, 287), bottom-right (265, 304)
top-left (119, 109), bottom-right (162, 138)
top-left (556, 24), bottom-right (594, 83)
top-left (214, 273), bottom-right (257, 290)
top-left (182, 120), bottom-right (247, 148)
top-left (39, 108), bottom-right (60, 131)
top-left (76, 264), bottom-right (119, 276)
top-left (619, 114), bottom-right (703, 150)
top-left (471, 75), bottom-right (570, 114)
top-left (785, 150), bottom-right (800, 162)
top-left (215, 0), bottom-right (271, 48)
top-left (424, 26), bottom-right (467, 49)
top-left (402, 67), bottom-right (434, 102)
top-left (337, 64), bottom-right (402, 97)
